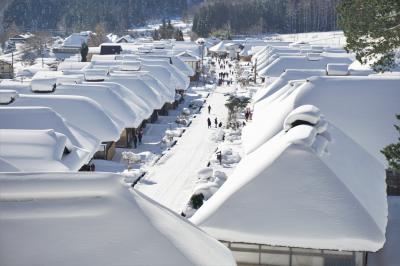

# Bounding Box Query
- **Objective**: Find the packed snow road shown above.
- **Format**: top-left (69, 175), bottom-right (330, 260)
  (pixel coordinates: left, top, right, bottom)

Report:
top-left (136, 84), bottom-right (234, 213)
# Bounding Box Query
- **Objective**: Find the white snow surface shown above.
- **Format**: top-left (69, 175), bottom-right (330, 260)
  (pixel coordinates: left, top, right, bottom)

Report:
top-left (0, 172), bottom-right (235, 266)
top-left (192, 115), bottom-right (388, 251)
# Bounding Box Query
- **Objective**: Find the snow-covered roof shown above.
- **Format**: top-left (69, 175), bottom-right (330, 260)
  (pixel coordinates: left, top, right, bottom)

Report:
top-left (0, 80), bottom-right (137, 132)
top-left (253, 69), bottom-right (327, 103)
top-left (55, 83), bottom-right (138, 130)
top-left (171, 55), bottom-right (196, 77)
top-left (245, 76), bottom-right (400, 166)
top-left (138, 57), bottom-right (189, 90)
top-left (104, 75), bottom-right (155, 119)
top-left (192, 107), bottom-right (387, 252)
top-left (209, 41), bottom-right (227, 53)
top-left (109, 73), bottom-right (164, 111)
top-left (58, 61), bottom-right (90, 72)
top-left (259, 54), bottom-right (354, 77)
top-left (0, 172), bottom-right (235, 266)
top-left (239, 45), bottom-right (253, 57)
top-left (62, 33), bottom-right (90, 48)
top-left (0, 129), bottom-right (90, 172)
top-left (368, 196), bottom-right (400, 266)
top-left (0, 90), bottom-right (121, 142)
top-left (0, 107), bottom-right (99, 158)
top-left (177, 51), bottom-right (200, 62)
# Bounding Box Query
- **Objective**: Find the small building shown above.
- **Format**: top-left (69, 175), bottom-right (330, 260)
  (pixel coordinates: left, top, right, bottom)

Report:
top-left (9, 33), bottom-right (33, 43)
top-left (100, 44), bottom-right (122, 55)
top-left (177, 51), bottom-right (200, 81)
top-left (0, 60), bottom-right (13, 79)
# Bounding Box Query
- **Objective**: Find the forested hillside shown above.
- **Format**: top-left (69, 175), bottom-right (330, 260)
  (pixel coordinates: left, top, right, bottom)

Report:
top-left (192, 0), bottom-right (340, 37)
top-left (1, 0), bottom-right (192, 33)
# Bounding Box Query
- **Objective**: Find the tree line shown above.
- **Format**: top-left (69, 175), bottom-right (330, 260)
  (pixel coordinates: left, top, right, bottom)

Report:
top-left (192, 0), bottom-right (340, 37)
top-left (1, 0), bottom-right (189, 34)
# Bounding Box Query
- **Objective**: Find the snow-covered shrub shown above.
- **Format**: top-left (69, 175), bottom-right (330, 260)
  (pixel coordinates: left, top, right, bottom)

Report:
top-left (121, 169), bottom-right (144, 183)
top-left (182, 108), bottom-right (191, 116)
top-left (121, 151), bottom-right (141, 170)
top-left (176, 117), bottom-right (189, 126)
top-left (193, 182), bottom-right (219, 200)
top-left (190, 193), bottom-right (204, 209)
top-left (198, 167), bottom-right (213, 180)
top-left (211, 128), bottom-right (225, 142)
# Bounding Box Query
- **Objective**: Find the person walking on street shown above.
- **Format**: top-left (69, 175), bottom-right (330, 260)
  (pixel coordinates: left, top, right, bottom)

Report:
top-left (214, 117), bottom-right (218, 128)
top-left (218, 121), bottom-right (223, 128)
top-left (207, 117), bottom-right (212, 128)
top-left (216, 151), bottom-right (222, 165)
top-left (133, 133), bottom-right (138, 149)
top-left (138, 129), bottom-right (143, 144)
top-left (208, 105), bottom-right (211, 114)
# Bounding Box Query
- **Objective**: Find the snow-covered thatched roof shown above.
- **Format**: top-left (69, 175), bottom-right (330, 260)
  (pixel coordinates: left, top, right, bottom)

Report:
top-left (0, 106), bottom-right (99, 157)
top-left (258, 54), bottom-right (354, 77)
top-left (245, 76), bottom-right (400, 165)
top-left (0, 90), bottom-right (121, 142)
top-left (0, 129), bottom-right (90, 172)
top-left (0, 172), bottom-right (236, 266)
top-left (368, 196), bottom-right (400, 266)
top-left (209, 41), bottom-right (227, 53)
top-left (192, 106), bottom-right (388, 252)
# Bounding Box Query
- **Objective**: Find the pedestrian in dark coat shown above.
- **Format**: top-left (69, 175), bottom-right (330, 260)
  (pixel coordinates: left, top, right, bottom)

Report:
top-left (207, 117), bottom-right (212, 128)
top-left (208, 105), bottom-right (211, 114)
top-left (133, 134), bottom-right (138, 148)
top-left (218, 122), bottom-right (223, 128)
top-left (138, 129), bottom-right (143, 144)
top-left (214, 117), bottom-right (218, 128)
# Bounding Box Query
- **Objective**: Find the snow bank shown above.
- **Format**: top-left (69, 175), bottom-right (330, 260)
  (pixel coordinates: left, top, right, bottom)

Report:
top-left (0, 172), bottom-right (235, 266)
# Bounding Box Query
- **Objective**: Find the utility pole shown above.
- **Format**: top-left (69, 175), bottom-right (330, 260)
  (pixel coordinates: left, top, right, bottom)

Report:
top-left (11, 50), bottom-right (14, 78)
top-left (254, 58), bottom-right (257, 84)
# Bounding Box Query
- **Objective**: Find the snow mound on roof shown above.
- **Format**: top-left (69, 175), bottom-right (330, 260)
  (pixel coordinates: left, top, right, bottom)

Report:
top-left (0, 106), bottom-right (100, 157)
top-left (259, 55), bottom-right (353, 77)
top-left (0, 129), bottom-right (90, 172)
top-left (192, 108), bottom-right (387, 251)
top-left (253, 69), bottom-right (326, 103)
top-left (0, 172), bottom-right (235, 266)
top-left (245, 76), bottom-right (400, 165)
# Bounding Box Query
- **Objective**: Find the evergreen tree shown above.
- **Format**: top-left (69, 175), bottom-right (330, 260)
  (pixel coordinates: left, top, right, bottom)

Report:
top-left (174, 29), bottom-right (184, 41)
top-left (80, 42), bottom-right (88, 62)
top-left (382, 115), bottom-right (400, 171)
top-left (337, 0), bottom-right (400, 72)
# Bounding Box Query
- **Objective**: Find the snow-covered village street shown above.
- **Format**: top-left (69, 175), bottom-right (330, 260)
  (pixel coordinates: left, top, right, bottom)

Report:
top-left (136, 83), bottom-right (233, 213)
top-left (1, 2), bottom-right (400, 263)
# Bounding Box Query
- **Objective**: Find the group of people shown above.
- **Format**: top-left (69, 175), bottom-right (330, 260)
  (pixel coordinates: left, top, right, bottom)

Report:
top-left (207, 117), bottom-right (223, 129)
top-left (132, 128), bottom-right (144, 149)
top-left (245, 108), bottom-right (253, 121)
